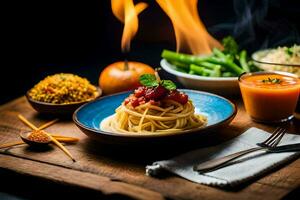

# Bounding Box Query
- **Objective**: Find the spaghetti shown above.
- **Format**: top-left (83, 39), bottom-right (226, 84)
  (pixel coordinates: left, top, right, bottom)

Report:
top-left (101, 99), bottom-right (207, 134)
top-left (100, 73), bottom-right (207, 134)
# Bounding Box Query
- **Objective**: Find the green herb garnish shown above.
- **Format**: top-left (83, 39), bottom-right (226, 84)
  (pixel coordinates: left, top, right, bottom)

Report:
top-left (261, 77), bottom-right (282, 84)
top-left (161, 80), bottom-right (176, 90)
top-left (139, 74), bottom-right (159, 87)
top-left (139, 74), bottom-right (177, 90)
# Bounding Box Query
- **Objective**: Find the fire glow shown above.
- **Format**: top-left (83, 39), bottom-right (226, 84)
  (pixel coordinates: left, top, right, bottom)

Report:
top-left (111, 0), bottom-right (148, 52)
top-left (111, 0), bottom-right (223, 55)
top-left (156, 0), bottom-right (223, 55)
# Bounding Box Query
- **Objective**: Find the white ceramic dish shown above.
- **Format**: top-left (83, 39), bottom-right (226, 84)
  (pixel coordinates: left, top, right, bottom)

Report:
top-left (160, 59), bottom-right (239, 95)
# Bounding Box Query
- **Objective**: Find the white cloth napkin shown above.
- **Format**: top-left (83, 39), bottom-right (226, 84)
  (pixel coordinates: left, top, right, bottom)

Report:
top-left (146, 127), bottom-right (300, 187)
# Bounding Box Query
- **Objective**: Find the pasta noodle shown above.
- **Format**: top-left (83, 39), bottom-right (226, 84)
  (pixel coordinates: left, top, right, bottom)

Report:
top-left (101, 99), bottom-right (207, 134)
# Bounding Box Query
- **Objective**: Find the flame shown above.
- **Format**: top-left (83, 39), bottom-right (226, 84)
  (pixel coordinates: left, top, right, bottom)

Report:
top-left (111, 0), bottom-right (148, 52)
top-left (156, 0), bottom-right (223, 54)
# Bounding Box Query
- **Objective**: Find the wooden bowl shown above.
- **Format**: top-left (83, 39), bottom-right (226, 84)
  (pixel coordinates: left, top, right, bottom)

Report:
top-left (26, 87), bottom-right (102, 116)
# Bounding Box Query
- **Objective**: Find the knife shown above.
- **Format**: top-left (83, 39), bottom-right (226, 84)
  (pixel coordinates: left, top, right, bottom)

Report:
top-left (266, 143), bottom-right (300, 153)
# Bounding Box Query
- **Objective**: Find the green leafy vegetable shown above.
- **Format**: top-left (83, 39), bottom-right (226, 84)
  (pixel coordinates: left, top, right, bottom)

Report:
top-left (222, 36), bottom-right (239, 56)
top-left (139, 74), bottom-right (159, 87)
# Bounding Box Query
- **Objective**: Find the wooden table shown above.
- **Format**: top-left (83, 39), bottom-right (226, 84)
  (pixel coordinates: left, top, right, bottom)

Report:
top-left (0, 97), bottom-right (299, 200)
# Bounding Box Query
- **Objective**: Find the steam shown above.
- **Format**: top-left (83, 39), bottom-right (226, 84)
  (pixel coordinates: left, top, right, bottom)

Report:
top-left (209, 0), bottom-right (300, 51)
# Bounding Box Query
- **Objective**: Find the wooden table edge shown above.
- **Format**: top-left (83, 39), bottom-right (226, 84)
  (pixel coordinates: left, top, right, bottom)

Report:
top-left (0, 154), bottom-right (165, 200)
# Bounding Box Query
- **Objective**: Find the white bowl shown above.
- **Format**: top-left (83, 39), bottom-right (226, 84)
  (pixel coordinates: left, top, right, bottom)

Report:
top-left (160, 59), bottom-right (240, 95)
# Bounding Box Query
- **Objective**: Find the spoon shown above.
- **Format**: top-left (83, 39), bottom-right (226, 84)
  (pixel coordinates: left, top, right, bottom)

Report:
top-left (20, 130), bottom-right (52, 147)
top-left (19, 130), bottom-right (76, 161)
top-left (17, 115), bottom-right (76, 161)
top-left (0, 133), bottom-right (79, 149)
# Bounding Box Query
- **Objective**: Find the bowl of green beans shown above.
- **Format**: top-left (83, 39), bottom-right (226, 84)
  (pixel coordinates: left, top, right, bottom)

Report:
top-left (160, 58), bottom-right (238, 95)
top-left (160, 36), bottom-right (261, 95)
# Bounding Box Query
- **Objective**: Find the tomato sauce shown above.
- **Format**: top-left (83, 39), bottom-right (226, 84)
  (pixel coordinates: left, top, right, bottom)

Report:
top-left (124, 86), bottom-right (188, 108)
top-left (239, 72), bottom-right (300, 122)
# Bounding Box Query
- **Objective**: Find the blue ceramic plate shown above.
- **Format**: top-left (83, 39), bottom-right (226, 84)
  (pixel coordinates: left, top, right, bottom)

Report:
top-left (73, 89), bottom-right (237, 143)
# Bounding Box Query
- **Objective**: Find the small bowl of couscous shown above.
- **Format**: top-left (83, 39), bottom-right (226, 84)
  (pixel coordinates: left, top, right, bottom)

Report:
top-left (26, 73), bottom-right (102, 115)
top-left (252, 45), bottom-right (300, 76)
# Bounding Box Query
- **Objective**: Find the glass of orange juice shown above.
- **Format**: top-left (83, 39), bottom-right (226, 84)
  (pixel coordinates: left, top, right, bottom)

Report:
top-left (239, 71), bottom-right (300, 123)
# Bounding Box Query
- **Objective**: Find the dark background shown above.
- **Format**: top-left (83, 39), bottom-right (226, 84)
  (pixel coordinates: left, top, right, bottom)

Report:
top-left (1, 0), bottom-right (300, 104)
top-left (0, 1), bottom-right (300, 199)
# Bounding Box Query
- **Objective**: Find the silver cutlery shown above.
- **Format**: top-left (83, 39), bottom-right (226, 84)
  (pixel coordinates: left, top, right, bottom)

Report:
top-left (194, 127), bottom-right (287, 172)
top-left (266, 143), bottom-right (300, 153)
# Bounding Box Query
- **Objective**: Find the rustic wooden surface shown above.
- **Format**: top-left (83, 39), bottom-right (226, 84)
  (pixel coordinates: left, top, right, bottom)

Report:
top-left (0, 97), bottom-right (299, 200)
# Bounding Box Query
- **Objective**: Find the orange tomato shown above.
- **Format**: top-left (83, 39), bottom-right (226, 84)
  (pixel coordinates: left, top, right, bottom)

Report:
top-left (99, 61), bottom-right (155, 94)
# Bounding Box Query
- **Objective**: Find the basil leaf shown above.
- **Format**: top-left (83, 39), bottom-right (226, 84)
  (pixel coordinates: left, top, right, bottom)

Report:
top-left (139, 74), bottom-right (159, 87)
top-left (161, 80), bottom-right (176, 90)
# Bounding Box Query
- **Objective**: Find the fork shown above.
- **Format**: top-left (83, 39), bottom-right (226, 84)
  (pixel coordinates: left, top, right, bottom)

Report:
top-left (194, 127), bottom-right (287, 172)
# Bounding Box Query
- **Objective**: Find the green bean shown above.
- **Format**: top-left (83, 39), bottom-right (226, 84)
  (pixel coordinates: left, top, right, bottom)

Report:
top-left (239, 50), bottom-right (250, 72)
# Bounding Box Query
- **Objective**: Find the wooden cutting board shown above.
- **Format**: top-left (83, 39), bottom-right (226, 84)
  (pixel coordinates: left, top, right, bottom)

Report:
top-left (0, 97), bottom-right (299, 200)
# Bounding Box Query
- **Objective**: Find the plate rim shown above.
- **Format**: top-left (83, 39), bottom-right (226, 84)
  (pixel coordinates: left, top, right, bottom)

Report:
top-left (73, 89), bottom-right (237, 138)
